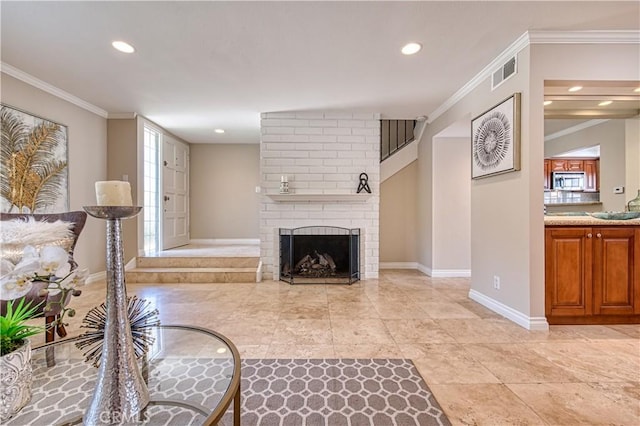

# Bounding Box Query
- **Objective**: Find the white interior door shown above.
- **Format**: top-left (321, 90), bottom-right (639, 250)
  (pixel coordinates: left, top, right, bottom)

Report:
top-left (162, 135), bottom-right (189, 249)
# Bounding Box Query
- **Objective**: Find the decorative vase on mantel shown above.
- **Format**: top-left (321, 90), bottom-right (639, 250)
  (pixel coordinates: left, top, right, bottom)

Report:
top-left (0, 339), bottom-right (32, 422)
top-left (628, 190), bottom-right (640, 212)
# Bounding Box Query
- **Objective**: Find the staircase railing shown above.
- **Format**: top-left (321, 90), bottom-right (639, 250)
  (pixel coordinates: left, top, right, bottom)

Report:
top-left (380, 119), bottom-right (417, 162)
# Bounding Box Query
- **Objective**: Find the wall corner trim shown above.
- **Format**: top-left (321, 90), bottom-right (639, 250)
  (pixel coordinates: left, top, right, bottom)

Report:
top-left (1, 62), bottom-right (109, 118)
top-left (416, 263), bottom-right (432, 277)
top-left (468, 289), bottom-right (550, 331)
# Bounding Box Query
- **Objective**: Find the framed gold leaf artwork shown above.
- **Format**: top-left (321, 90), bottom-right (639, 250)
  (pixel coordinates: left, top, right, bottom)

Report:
top-left (1, 104), bottom-right (69, 213)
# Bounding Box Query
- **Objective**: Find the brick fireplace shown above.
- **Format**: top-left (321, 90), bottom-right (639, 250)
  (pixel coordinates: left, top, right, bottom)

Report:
top-left (259, 111), bottom-right (380, 280)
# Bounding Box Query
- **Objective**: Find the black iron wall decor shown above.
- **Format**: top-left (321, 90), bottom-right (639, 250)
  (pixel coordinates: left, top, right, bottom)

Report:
top-left (357, 172), bottom-right (371, 194)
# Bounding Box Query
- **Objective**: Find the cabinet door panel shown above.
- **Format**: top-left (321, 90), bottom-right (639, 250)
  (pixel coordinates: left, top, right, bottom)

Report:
top-left (583, 160), bottom-right (598, 192)
top-left (593, 228), bottom-right (639, 315)
top-left (566, 160), bottom-right (584, 171)
top-left (545, 228), bottom-right (593, 316)
top-left (551, 160), bottom-right (567, 171)
top-left (544, 160), bottom-right (551, 190)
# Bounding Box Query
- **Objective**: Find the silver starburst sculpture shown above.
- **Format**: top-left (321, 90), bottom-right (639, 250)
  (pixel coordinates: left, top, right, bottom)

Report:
top-left (75, 296), bottom-right (160, 367)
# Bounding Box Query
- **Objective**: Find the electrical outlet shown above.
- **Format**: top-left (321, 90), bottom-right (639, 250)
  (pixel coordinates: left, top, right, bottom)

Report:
top-left (613, 186), bottom-right (624, 194)
top-left (493, 275), bottom-right (501, 290)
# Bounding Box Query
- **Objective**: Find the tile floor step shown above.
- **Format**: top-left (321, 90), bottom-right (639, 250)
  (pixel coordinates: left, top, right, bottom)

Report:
top-left (136, 256), bottom-right (259, 268)
top-left (126, 267), bottom-right (257, 283)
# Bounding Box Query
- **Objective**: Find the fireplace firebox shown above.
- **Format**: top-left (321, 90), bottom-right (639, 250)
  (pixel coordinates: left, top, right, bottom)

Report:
top-left (279, 227), bottom-right (360, 284)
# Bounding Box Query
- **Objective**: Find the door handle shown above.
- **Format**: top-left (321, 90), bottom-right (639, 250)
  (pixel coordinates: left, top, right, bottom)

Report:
top-left (596, 233), bottom-right (602, 238)
top-left (164, 195), bottom-right (170, 201)
top-left (164, 160), bottom-right (168, 166)
top-left (587, 233), bottom-right (593, 238)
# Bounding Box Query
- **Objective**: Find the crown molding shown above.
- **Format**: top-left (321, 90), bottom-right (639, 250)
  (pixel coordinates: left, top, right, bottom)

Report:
top-left (1, 62), bottom-right (108, 118)
top-left (108, 112), bottom-right (138, 119)
top-left (427, 32), bottom-right (530, 124)
top-left (427, 30), bottom-right (640, 125)
top-left (529, 30), bottom-right (640, 44)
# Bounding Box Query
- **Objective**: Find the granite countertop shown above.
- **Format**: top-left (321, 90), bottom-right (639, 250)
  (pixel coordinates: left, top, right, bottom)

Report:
top-left (544, 201), bottom-right (603, 207)
top-left (545, 215), bottom-right (640, 226)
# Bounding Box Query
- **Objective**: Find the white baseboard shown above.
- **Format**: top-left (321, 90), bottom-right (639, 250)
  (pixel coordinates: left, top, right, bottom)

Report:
top-left (414, 264), bottom-right (470, 278)
top-left (431, 269), bottom-right (471, 278)
top-left (190, 238), bottom-right (260, 245)
top-left (86, 271), bottom-right (105, 284)
top-left (379, 262), bottom-right (419, 269)
top-left (417, 263), bottom-right (432, 276)
top-left (85, 257), bottom-right (138, 285)
top-left (468, 289), bottom-right (549, 331)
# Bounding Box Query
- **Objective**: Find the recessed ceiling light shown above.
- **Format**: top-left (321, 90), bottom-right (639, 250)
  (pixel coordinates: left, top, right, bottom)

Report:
top-left (401, 42), bottom-right (422, 55)
top-left (568, 86), bottom-right (583, 92)
top-left (214, 129), bottom-right (225, 134)
top-left (543, 100), bottom-right (553, 106)
top-left (598, 100), bottom-right (613, 106)
top-left (112, 40), bottom-right (135, 53)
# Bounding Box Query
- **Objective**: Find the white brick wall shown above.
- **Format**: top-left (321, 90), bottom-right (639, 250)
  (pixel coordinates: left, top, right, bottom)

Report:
top-left (259, 111), bottom-right (380, 280)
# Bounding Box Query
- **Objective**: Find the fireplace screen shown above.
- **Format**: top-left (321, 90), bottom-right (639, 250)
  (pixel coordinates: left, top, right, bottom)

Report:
top-left (280, 226), bottom-right (360, 284)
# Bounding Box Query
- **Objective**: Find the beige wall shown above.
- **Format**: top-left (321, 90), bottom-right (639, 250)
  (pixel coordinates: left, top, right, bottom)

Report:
top-left (418, 46), bottom-right (534, 318)
top-left (417, 43), bottom-right (639, 327)
top-left (107, 118), bottom-right (138, 260)
top-left (544, 119), bottom-right (627, 211)
top-left (1, 73), bottom-right (108, 274)
top-left (380, 161), bottom-right (417, 263)
top-left (433, 137), bottom-right (470, 272)
top-left (190, 144), bottom-right (260, 239)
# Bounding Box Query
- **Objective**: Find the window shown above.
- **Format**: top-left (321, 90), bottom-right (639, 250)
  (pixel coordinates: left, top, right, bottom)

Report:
top-left (143, 126), bottom-right (161, 254)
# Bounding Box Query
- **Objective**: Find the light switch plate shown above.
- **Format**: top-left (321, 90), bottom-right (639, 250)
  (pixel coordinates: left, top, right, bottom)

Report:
top-left (613, 186), bottom-right (624, 194)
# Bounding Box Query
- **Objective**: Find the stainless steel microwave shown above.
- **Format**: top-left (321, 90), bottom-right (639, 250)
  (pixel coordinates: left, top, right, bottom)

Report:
top-left (552, 172), bottom-right (585, 190)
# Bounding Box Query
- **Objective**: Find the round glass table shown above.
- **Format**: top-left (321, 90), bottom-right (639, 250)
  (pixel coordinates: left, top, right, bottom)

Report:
top-left (7, 325), bottom-right (241, 426)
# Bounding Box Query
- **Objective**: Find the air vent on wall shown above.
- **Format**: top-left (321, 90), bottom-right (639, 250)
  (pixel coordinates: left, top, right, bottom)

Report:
top-left (491, 56), bottom-right (517, 90)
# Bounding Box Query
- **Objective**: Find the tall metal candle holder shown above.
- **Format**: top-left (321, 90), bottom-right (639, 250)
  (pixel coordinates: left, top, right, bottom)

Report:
top-left (82, 206), bottom-right (149, 425)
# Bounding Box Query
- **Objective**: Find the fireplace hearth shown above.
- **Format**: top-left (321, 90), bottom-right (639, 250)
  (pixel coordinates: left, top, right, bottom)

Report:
top-left (280, 226), bottom-right (360, 284)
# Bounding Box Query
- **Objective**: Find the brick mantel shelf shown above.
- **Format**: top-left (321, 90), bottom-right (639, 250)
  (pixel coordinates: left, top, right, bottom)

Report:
top-left (266, 193), bottom-right (372, 202)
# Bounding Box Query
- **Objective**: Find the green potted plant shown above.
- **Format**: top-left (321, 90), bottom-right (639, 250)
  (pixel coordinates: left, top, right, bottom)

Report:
top-left (0, 299), bottom-right (42, 422)
top-left (0, 298), bottom-right (42, 355)
top-left (0, 245), bottom-right (88, 421)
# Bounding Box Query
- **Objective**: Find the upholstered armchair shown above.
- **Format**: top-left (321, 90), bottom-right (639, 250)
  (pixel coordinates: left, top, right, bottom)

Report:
top-left (0, 211), bottom-right (87, 342)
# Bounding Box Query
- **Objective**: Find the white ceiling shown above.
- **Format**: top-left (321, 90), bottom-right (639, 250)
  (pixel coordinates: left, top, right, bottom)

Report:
top-left (1, 1), bottom-right (639, 144)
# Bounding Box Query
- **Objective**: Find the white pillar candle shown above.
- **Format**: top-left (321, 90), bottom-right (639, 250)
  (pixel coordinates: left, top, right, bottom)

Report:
top-left (95, 181), bottom-right (133, 206)
top-left (281, 175), bottom-right (288, 183)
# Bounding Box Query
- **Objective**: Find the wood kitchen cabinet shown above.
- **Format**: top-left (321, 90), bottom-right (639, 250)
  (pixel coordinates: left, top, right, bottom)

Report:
top-left (545, 158), bottom-right (599, 191)
top-left (551, 159), bottom-right (584, 171)
top-left (545, 226), bottom-right (640, 324)
top-left (583, 159), bottom-right (599, 192)
top-left (544, 159), bottom-right (551, 190)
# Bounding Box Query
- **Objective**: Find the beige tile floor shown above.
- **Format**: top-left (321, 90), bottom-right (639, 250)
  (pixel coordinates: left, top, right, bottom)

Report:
top-left (47, 269), bottom-right (640, 426)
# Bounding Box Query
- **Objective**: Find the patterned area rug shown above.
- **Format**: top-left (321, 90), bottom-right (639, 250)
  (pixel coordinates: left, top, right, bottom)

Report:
top-left (221, 359), bottom-right (451, 426)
